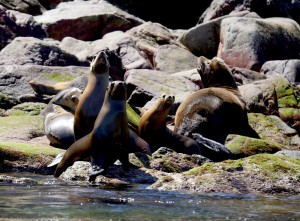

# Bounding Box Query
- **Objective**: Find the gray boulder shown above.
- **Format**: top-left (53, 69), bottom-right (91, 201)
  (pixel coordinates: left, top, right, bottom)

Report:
top-left (0, 37), bottom-right (84, 66)
top-left (218, 17), bottom-right (300, 71)
top-left (34, 0), bottom-right (144, 41)
top-left (261, 60), bottom-right (300, 83)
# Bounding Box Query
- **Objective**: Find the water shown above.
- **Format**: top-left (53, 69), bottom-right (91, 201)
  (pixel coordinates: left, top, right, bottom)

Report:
top-left (0, 173), bottom-right (300, 220)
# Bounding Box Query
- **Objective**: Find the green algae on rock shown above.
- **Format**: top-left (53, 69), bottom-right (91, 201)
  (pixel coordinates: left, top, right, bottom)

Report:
top-left (226, 135), bottom-right (282, 158)
top-left (10, 102), bottom-right (47, 116)
top-left (151, 154), bottom-right (300, 195)
top-left (0, 142), bottom-right (65, 174)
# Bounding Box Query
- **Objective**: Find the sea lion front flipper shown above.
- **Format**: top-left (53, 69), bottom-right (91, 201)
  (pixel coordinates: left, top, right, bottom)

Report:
top-left (191, 133), bottom-right (232, 162)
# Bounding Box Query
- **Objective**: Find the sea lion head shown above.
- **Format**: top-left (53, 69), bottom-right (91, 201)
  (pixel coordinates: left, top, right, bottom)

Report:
top-left (52, 87), bottom-right (82, 112)
top-left (106, 81), bottom-right (127, 100)
top-left (90, 50), bottom-right (110, 74)
top-left (156, 94), bottom-right (175, 113)
top-left (197, 56), bottom-right (238, 89)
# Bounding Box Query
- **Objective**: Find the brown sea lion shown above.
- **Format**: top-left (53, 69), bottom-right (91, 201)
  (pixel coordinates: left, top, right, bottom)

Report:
top-left (29, 80), bottom-right (72, 95)
top-left (42, 87), bottom-right (82, 149)
top-left (73, 50), bottom-right (110, 140)
top-left (138, 94), bottom-right (201, 155)
top-left (174, 56), bottom-right (259, 144)
top-left (54, 81), bottom-right (134, 180)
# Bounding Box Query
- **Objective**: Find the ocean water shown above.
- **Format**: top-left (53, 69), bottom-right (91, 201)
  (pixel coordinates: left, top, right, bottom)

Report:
top-left (0, 173), bottom-right (299, 220)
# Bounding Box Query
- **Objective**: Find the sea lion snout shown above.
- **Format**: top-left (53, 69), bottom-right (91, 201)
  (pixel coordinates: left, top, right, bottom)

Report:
top-left (90, 50), bottom-right (110, 73)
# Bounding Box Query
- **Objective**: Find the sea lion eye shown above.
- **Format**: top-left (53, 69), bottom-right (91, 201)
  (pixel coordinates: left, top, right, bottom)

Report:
top-left (162, 94), bottom-right (166, 98)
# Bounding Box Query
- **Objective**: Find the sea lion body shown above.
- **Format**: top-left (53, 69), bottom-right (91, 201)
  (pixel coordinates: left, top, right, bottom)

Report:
top-left (54, 81), bottom-right (132, 180)
top-left (42, 87), bottom-right (82, 148)
top-left (138, 94), bottom-right (201, 155)
top-left (174, 56), bottom-right (259, 144)
top-left (73, 51), bottom-right (110, 140)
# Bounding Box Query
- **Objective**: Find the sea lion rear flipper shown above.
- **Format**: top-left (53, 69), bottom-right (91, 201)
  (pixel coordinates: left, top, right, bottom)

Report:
top-left (191, 133), bottom-right (232, 162)
top-left (47, 152), bottom-right (65, 167)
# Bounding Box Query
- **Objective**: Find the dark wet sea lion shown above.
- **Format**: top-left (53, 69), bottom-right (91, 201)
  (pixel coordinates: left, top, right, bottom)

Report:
top-left (54, 81), bottom-right (134, 180)
top-left (73, 50), bottom-right (110, 140)
top-left (138, 94), bottom-right (201, 155)
top-left (174, 56), bottom-right (259, 144)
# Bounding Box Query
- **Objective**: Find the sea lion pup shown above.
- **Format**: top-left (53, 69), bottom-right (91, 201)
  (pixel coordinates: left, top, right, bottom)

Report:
top-left (174, 56), bottom-right (259, 144)
top-left (54, 81), bottom-right (134, 180)
top-left (138, 94), bottom-right (201, 155)
top-left (73, 50), bottom-right (110, 140)
top-left (41, 87), bottom-right (82, 149)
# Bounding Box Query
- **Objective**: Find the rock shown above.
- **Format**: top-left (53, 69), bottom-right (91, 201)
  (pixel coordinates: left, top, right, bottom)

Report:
top-left (226, 135), bottom-right (282, 159)
top-left (0, 64), bottom-right (87, 99)
top-left (275, 150), bottom-right (300, 159)
top-left (179, 11), bottom-right (254, 58)
top-left (153, 45), bottom-right (198, 73)
top-left (248, 113), bottom-right (300, 150)
top-left (231, 67), bottom-right (266, 85)
top-left (9, 102), bottom-right (46, 116)
top-left (127, 22), bottom-right (184, 62)
top-left (0, 92), bottom-right (20, 109)
top-left (218, 17), bottom-right (300, 71)
top-left (0, 37), bottom-right (85, 66)
top-left (0, 6), bottom-right (46, 50)
top-left (34, 0), bottom-right (144, 41)
top-left (0, 174), bottom-right (38, 184)
top-left (239, 78), bottom-right (278, 114)
top-left (199, 0), bottom-right (300, 25)
top-left (261, 59), bottom-right (300, 83)
top-left (60, 32), bottom-right (152, 80)
top-left (124, 69), bottom-right (200, 107)
top-left (150, 147), bottom-right (209, 173)
top-left (0, 141), bottom-right (64, 174)
top-left (150, 154), bottom-right (300, 195)
top-left (0, 0), bottom-right (46, 15)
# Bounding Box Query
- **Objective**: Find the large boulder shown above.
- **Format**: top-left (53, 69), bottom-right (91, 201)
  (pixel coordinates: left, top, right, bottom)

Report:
top-left (124, 69), bottom-right (200, 107)
top-left (218, 17), bottom-right (300, 71)
top-left (179, 11), bottom-right (255, 58)
top-left (0, 37), bottom-right (84, 66)
top-left (0, 64), bottom-right (87, 98)
top-left (0, 6), bottom-right (46, 50)
top-left (0, 0), bottom-right (46, 15)
top-left (199, 0), bottom-right (300, 25)
top-left (34, 0), bottom-right (144, 41)
top-left (60, 31), bottom-right (153, 80)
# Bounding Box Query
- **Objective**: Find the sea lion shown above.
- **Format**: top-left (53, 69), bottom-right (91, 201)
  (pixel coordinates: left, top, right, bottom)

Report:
top-left (54, 81), bottom-right (134, 180)
top-left (42, 87), bottom-right (82, 149)
top-left (174, 56), bottom-right (259, 144)
top-left (73, 50), bottom-right (110, 140)
top-left (138, 94), bottom-right (201, 155)
top-left (29, 80), bottom-right (72, 95)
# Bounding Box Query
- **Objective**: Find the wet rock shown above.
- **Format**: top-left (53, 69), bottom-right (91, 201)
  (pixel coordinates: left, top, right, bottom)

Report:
top-left (150, 147), bottom-right (209, 173)
top-left (34, 0), bottom-right (144, 41)
top-left (0, 174), bottom-right (38, 184)
top-left (150, 154), bottom-right (300, 195)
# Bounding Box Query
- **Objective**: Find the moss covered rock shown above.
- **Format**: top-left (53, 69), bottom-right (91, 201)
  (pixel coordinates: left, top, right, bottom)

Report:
top-left (226, 135), bottom-right (282, 158)
top-left (0, 141), bottom-right (64, 174)
top-left (10, 102), bottom-right (46, 116)
top-left (248, 113), bottom-right (300, 150)
top-left (151, 154), bottom-right (300, 195)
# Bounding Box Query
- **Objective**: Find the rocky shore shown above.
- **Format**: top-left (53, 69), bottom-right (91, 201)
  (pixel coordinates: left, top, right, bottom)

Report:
top-left (0, 0), bottom-right (300, 195)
